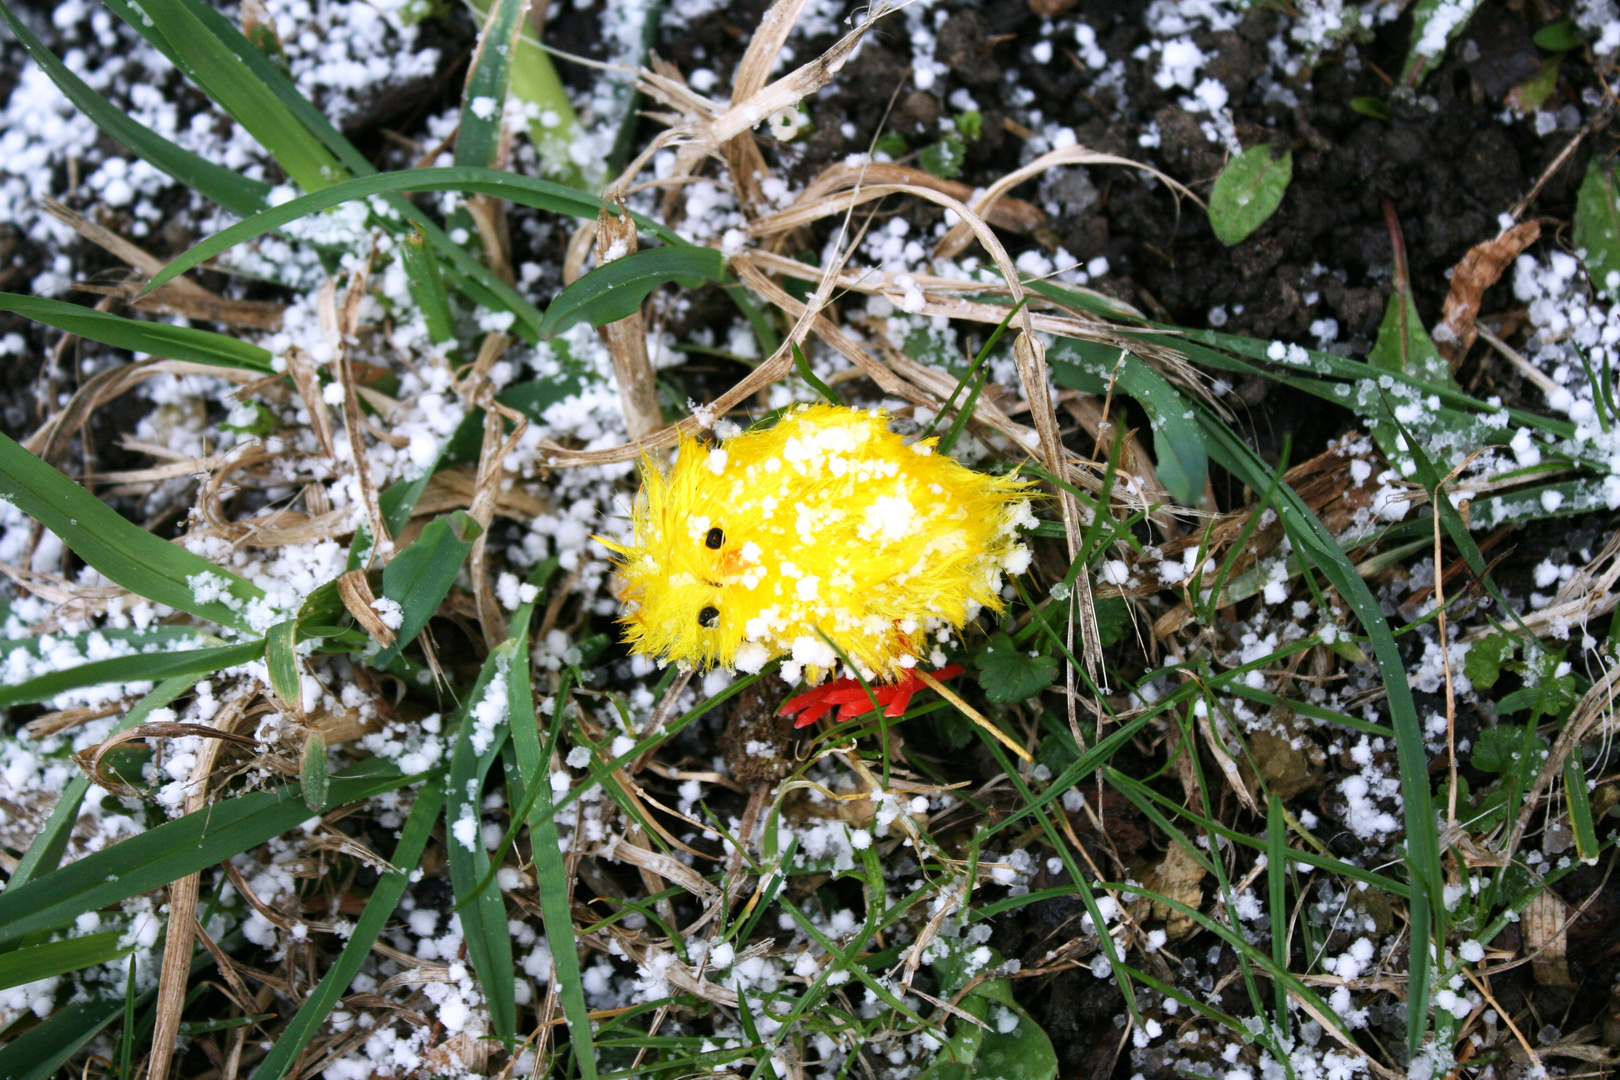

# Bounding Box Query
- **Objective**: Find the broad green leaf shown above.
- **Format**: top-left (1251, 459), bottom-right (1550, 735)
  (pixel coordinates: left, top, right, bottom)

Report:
top-left (0, 640), bottom-right (263, 710)
top-left (1349, 96), bottom-right (1391, 121)
top-left (248, 781), bottom-right (444, 1080)
top-left (1574, 158), bottom-right (1620, 299)
top-left (1402, 0), bottom-right (1484, 84)
top-left (0, 432), bottom-right (265, 632)
top-left (1208, 145), bottom-right (1292, 246)
top-left (445, 644), bottom-right (518, 1042)
top-left (0, 0), bottom-right (269, 216)
top-left (538, 246), bottom-right (729, 338)
top-left (0, 760), bottom-right (412, 947)
top-left (972, 1001), bottom-right (1058, 1080)
top-left (1047, 339), bottom-right (1207, 504)
top-left (140, 168), bottom-right (670, 297)
top-left (0, 294), bottom-right (275, 372)
top-left (117, 0), bottom-right (345, 192)
top-left (1094, 595), bottom-right (1129, 648)
top-left (0, 932), bottom-right (131, 993)
top-left (375, 509), bottom-right (482, 665)
top-left (975, 632), bottom-right (1058, 704)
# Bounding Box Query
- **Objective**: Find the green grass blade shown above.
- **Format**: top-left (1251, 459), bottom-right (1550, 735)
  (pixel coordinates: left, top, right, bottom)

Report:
top-left (444, 645), bottom-right (518, 1042)
top-left (0, 641), bottom-right (254, 711)
top-left (455, 0), bottom-right (527, 168)
top-left (1565, 753), bottom-right (1600, 865)
top-left (375, 509), bottom-right (482, 665)
top-left (0, 950), bottom-right (211, 1080)
top-left (248, 780), bottom-right (445, 1080)
top-left (400, 227), bottom-right (455, 345)
top-left (1196, 408), bottom-right (1442, 1054)
top-left (0, 432), bottom-right (266, 632)
top-left (0, 932), bottom-right (132, 993)
top-left (0, 761), bottom-right (412, 947)
top-left (139, 167), bottom-right (684, 297)
top-left (0, 626), bottom-right (211, 664)
top-left (0, 0), bottom-right (269, 216)
top-left (0, 294), bottom-right (275, 372)
top-left (121, 0), bottom-right (345, 191)
top-left (538, 247), bottom-right (728, 338)
top-left (468, 0), bottom-right (584, 185)
top-left (1047, 339), bottom-right (1207, 504)
top-left (0, 990), bottom-right (130, 1080)
top-left (8, 677), bottom-right (197, 888)
top-left (508, 627), bottom-right (597, 1078)
top-left (1269, 793), bottom-right (1293, 1041)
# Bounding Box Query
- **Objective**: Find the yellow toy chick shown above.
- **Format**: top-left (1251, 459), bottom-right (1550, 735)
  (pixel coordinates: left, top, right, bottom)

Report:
top-left (601, 404), bottom-right (1036, 706)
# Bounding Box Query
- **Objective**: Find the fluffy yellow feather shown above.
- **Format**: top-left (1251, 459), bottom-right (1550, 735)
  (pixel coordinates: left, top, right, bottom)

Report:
top-left (601, 404), bottom-right (1036, 685)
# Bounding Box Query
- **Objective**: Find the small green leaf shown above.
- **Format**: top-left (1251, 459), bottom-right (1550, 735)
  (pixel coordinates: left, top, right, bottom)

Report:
top-left (1574, 158), bottom-right (1620, 299)
top-left (538, 246), bottom-right (728, 338)
top-left (374, 509), bottom-right (482, 665)
top-left (1094, 595), bottom-right (1129, 648)
top-left (919, 132), bottom-right (967, 180)
top-left (1463, 634), bottom-right (1514, 690)
top-left (1368, 290), bottom-right (1454, 385)
top-left (934, 710), bottom-right (978, 751)
top-left (1349, 96), bottom-right (1391, 121)
top-left (1208, 145), bottom-right (1292, 246)
top-left (954, 110), bottom-right (983, 141)
top-left (1471, 726), bottom-right (1546, 774)
top-left (1534, 19), bottom-right (1582, 52)
top-left (874, 131), bottom-right (908, 158)
top-left (265, 619), bottom-right (301, 709)
top-left (976, 632), bottom-right (1059, 704)
top-left (1509, 53), bottom-right (1564, 112)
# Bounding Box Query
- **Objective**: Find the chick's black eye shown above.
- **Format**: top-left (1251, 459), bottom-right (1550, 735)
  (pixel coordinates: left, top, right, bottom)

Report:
top-left (698, 606), bottom-right (719, 628)
top-left (705, 527), bottom-right (724, 549)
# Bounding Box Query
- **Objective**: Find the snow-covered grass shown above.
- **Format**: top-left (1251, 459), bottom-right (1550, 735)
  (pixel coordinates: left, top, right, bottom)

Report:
top-left (1, 1), bottom-right (1619, 1079)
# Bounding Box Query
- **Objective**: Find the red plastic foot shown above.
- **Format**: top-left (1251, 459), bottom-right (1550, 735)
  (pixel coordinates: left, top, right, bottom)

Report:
top-left (778, 664), bottom-right (965, 728)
